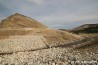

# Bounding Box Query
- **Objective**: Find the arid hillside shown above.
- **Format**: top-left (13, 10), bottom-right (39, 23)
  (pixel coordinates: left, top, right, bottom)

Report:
top-left (0, 28), bottom-right (82, 54)
top-left (0, 13), bottom-right (82, 53)
top-left (0, 13), bottom-right (47, 28)
top-left (0, 13), bottom-right (98, 65)
top-left (71, 24), bottom-right (98, 33)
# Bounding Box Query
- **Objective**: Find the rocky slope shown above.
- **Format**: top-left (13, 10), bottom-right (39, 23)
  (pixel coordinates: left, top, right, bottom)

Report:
top-left (0, 28), bottom-right (82, 54)
top-left (0, 36), bottom-right (98, 65)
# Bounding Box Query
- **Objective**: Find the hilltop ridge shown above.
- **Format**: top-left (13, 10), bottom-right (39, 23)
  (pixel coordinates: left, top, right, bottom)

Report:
top-left (72, 24), bottom-right (98, 33)
top-left (0, 13), bottom-right (47, 28)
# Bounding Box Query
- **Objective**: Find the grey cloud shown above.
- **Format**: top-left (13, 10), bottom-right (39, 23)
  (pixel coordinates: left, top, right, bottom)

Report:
top-left (0, 0), bottom-right (98, 29)
top-left (27, 0), bottom-right (45, 5)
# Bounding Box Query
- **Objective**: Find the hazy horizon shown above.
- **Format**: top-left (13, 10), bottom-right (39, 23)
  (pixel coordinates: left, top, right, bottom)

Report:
top-left (0, 0), bottom-right (98, 29)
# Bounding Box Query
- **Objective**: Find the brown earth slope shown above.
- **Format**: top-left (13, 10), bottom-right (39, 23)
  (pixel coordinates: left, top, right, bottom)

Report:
top-left (0, 13), bottom-right (47, 28)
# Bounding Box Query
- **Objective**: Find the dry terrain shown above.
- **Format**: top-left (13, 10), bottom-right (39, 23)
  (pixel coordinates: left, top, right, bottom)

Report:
top-left (0, 13), bottom-right (98, 65)
top-left (0, 28), bottom-right (98, 65)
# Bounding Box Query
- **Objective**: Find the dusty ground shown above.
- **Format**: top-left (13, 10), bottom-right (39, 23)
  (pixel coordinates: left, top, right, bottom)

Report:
top-left (0, 44), bottom-right (98, 65)
top-left (0, 29), bottom-right (98, 65)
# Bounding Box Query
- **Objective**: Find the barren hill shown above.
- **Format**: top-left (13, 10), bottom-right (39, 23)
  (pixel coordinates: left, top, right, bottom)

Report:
top-left (71, 24), bottom-right (98, 33)
top-left (0, 13), bottom-right (47, 28)
top-left (0, 13), bottom-right (82, 53)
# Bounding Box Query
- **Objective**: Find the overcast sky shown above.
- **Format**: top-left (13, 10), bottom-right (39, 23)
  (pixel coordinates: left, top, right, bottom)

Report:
top-left (0, 0), bottom-right (98, 29)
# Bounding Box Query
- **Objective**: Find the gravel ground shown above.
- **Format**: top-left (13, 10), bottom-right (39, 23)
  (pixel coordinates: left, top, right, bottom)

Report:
top-left (0, 46), bottom-right (98, 65)
top-left (0, 35), bottom-right (98, 65)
